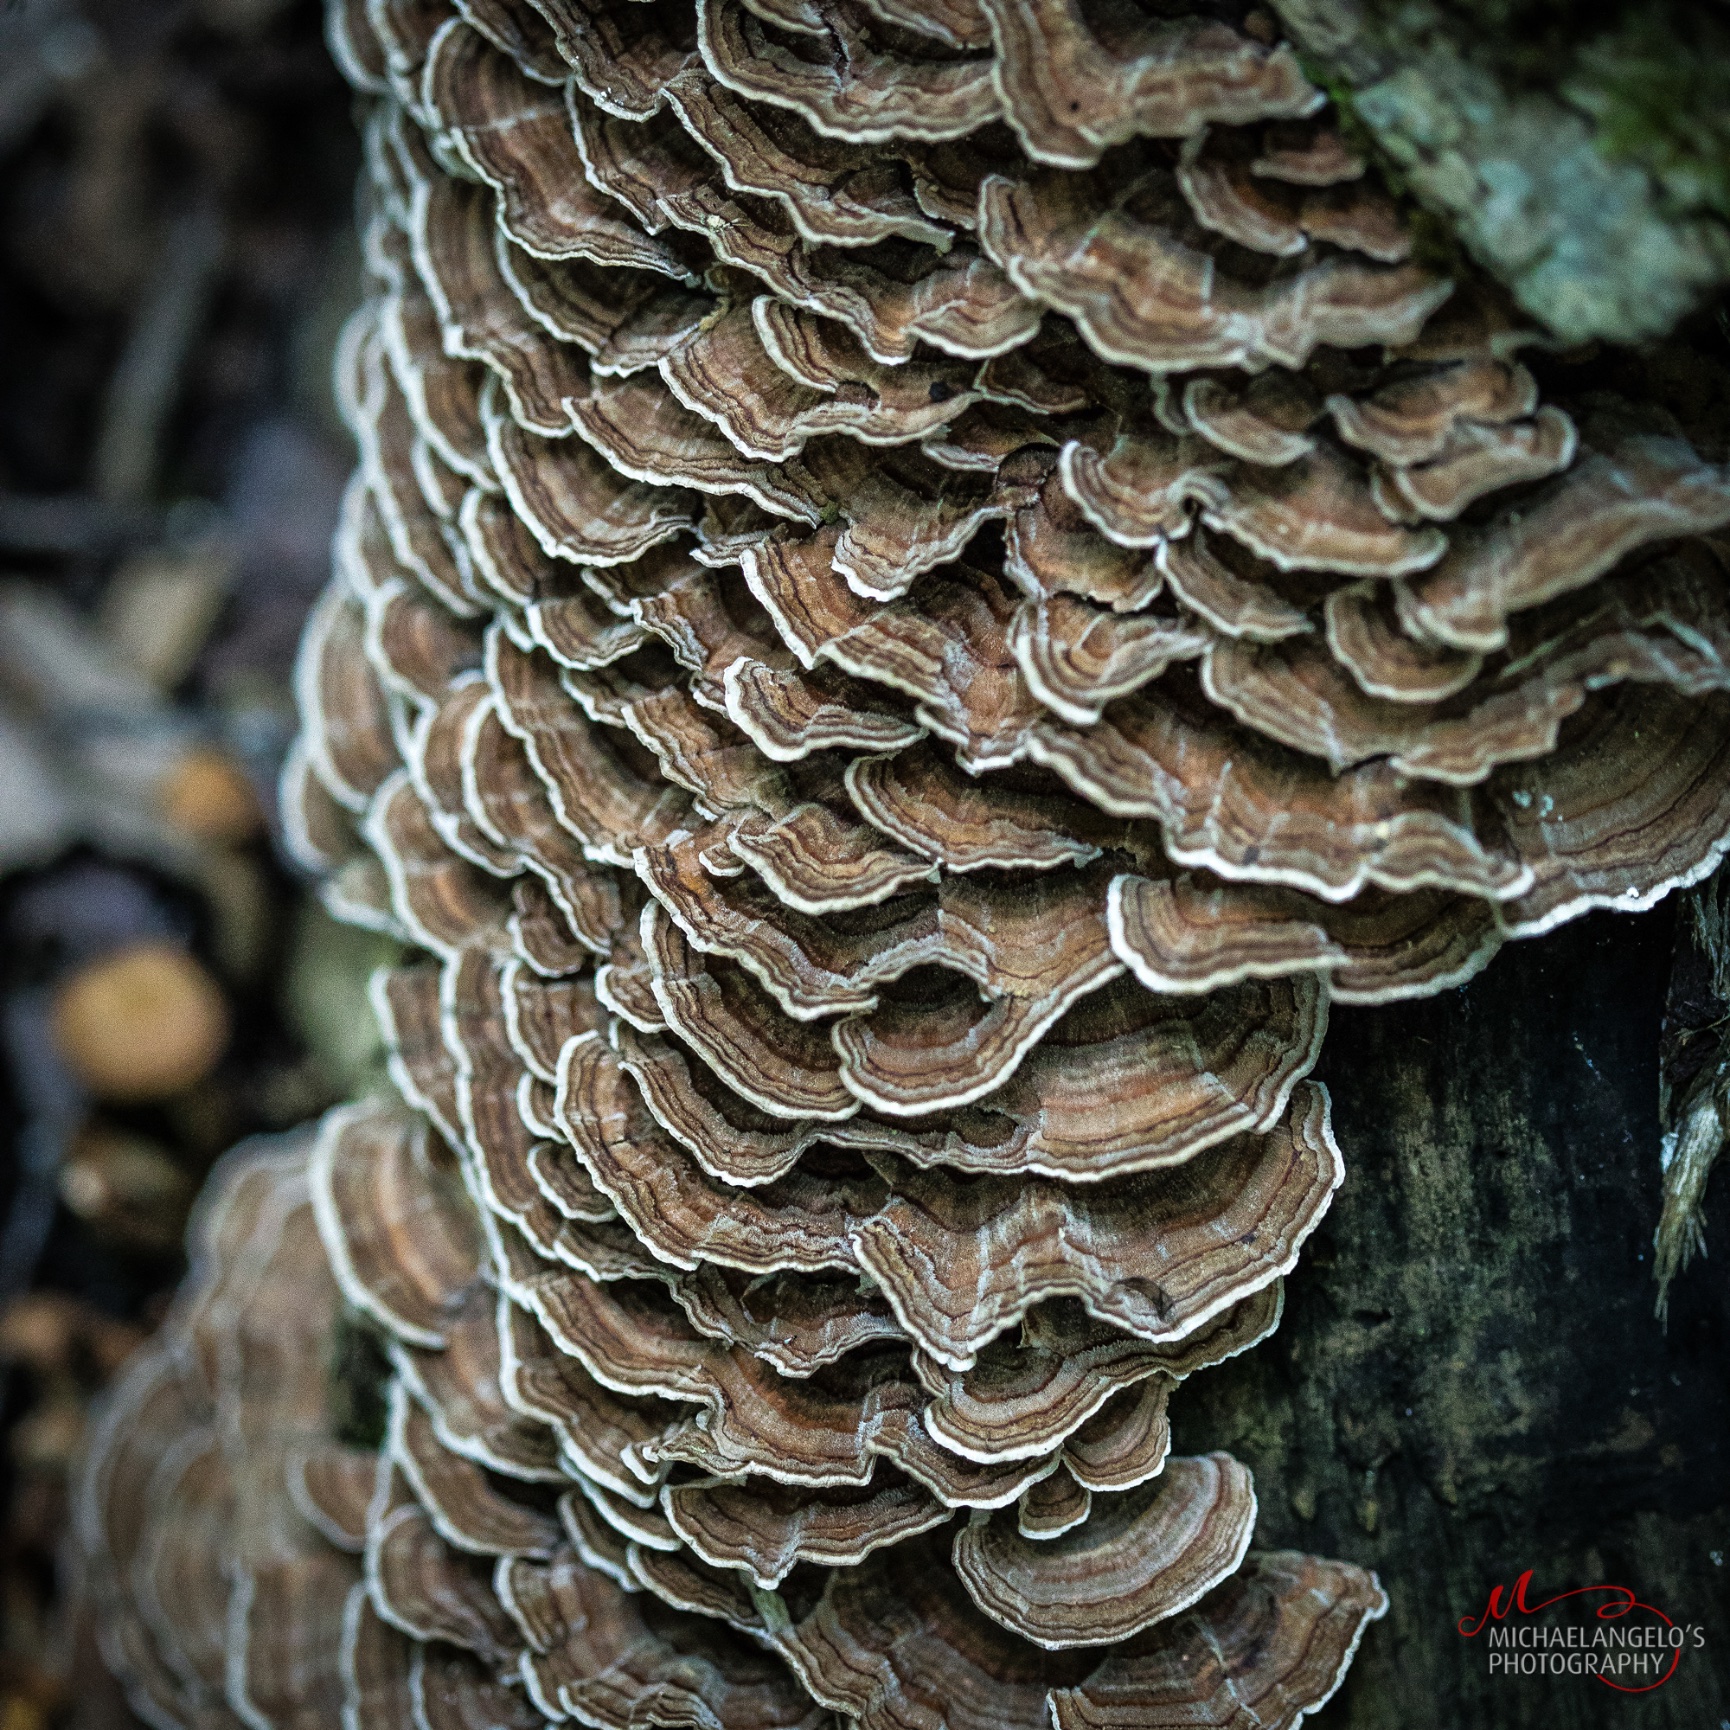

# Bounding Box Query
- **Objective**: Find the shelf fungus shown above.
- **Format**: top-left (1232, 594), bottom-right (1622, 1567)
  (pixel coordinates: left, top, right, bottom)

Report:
top-left (79, 0), bottom-right (1730, 1725)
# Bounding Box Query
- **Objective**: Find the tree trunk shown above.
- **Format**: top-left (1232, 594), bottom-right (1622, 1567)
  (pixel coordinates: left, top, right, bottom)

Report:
top-left (1175, 904), bottom-right (1730, 1726)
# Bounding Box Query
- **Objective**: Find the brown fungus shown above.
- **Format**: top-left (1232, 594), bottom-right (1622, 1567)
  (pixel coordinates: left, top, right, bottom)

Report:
top-left (79, 0), bottom-right (1730, 1721)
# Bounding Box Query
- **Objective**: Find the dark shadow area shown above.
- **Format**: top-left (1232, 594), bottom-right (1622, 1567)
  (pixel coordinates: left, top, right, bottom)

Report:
top-left (1175, 904), bottom-right (1730, 1727)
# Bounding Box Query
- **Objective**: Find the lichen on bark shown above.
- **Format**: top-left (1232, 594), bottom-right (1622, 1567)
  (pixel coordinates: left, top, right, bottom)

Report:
top-left (1269, 0), bottom-right (1730, 341)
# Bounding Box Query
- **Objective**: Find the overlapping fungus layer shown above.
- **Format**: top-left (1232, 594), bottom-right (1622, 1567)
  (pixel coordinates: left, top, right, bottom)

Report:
top-left (79, 0), bottom-right (1730, 1725)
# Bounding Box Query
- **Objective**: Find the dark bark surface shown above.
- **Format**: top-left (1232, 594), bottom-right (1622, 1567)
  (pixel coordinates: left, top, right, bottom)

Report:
top-left (1176, 905), bottom-right (1730, 1727)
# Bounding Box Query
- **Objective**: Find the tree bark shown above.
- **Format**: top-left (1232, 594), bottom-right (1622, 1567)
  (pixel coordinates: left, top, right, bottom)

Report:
top-left (1174, 904), bottom-right (1730, 1727)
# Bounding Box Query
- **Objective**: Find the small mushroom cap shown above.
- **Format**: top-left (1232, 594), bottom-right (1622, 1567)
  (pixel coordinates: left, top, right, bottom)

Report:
top-left (1017, 1465), bottom-right (1092, 1540)
top-left (979, 161), bottom-right (1451, 377)
top-left (392, 1283), bottom-right (564, 1480)
top-left (642, 904), bottom-right (860, 1119)
top-left (511, 874), bottom-right (600, 977)
top-left (923, 1286), bottom-right (1280, 1465)
top-left (982, 0), bottom-right (1320, 170)
top-left (506, 1543), bottom-right (827, 1730)
top-left (1062, 1378), bottom-right (1173, 1493)
top-left (851, 1082), bottom-right (1341, 1367)
top-left (1005, 468), bottom-right (1167, 613)
top-left (366, 1474), bottom-right (524, 1661)
top-left (364, 771), bottom-right (513, 958)
top-left (373, 961), bottom-right (467, 1150)
top-left (1156, 526), bottom-right (1313, 642)
top-left (500, 958), bottom-right (603, 1082)
top-left (296, 578), bottom-right (403, 812)
top-left (952, 1453), bottom-right (1257, 1647)
top-left (613, 1020), bottom-right (839, 1186)
top-left (289, 1444), bottom-right (380, 1553)
top-left (1109, 872), bottom-right (1505, 1003)
top-left (1026, 679), bottom-right (1532, 904)
top-left (412, 1640), bottom-right (544, 1730)
top-left (51, 943), bottom-right (230, 1102)
top-left (627, 1541), bottom-right (782, 1637)
top-left (1394, 434), bottom-right (1730, 653)
top-left (1046, 1550), bottom-right (1388, 1728)
top-left (1252, 122), bottom-right (1364, 186)
top-left (497, 1296), bottom-right (681, 1504)
top-left (328, 0), bottom-right (390, 92)
top-left (1324, 579), bottom-right (1481, 704)
top-left (697, 0), bottom-right (1002, 147)
top-left (664, 1470), bottom-right (948, 1586)
top-left (311, 1099), bottom-right (483, 1348)
top-left (1009, 591), bottom-right (1211, 725)
top-left (1182, 371), bottom-right (1321, 466)
top-left (390, 1383), bottom-right (562, 1558)
top-left (1492, 683), bottom-right (1730, 938)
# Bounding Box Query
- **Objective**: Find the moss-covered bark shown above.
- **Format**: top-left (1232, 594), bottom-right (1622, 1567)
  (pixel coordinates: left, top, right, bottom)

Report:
top-left (1269, 0), bottom-right (1730, 342)
top-left (1173, 906), bottom-right (1730, 1726)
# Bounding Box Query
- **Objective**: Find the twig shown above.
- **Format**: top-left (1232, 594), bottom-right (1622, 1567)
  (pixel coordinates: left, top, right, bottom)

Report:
top-left (0, 988), bottom-right (86, 1302)
top-left (92, 200), bottom-right (225, 505)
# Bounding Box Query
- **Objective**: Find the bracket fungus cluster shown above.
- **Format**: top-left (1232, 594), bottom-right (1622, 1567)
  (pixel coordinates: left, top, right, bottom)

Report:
top-left (77, 0), bottom-right (1730, 1726)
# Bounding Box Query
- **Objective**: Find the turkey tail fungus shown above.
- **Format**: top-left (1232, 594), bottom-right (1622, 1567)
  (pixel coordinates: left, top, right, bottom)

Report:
top-left (76, 1), bottom-right (1730, 1726)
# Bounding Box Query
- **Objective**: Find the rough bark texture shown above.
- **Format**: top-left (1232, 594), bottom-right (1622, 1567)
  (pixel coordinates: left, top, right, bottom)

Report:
top-left (1177, 904), bottom-right (1730, 1726)
top-left (1269, 0), bottom-right (1730, 341)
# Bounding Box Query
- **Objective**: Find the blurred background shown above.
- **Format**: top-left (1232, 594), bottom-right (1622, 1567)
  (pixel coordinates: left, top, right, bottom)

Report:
top-left (0, 2), bottom-right (384, 1718)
